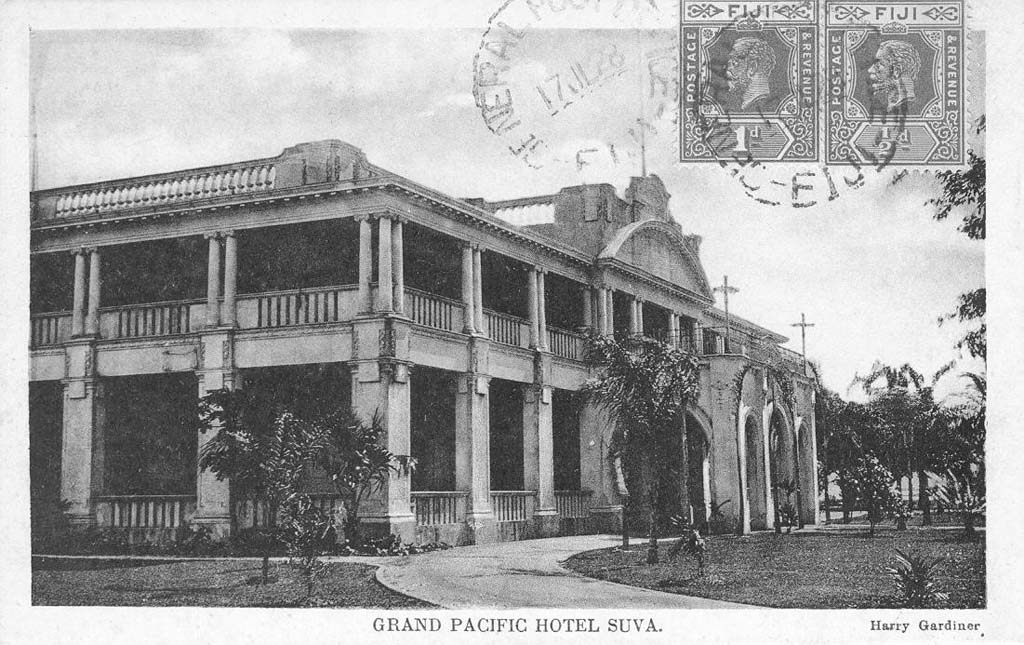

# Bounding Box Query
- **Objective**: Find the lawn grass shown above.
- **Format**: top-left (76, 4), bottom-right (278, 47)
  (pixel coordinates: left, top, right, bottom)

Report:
top-left (32, 557), bottom-right (435, 608)
top-left (564, 529), bottom-right (985, 609)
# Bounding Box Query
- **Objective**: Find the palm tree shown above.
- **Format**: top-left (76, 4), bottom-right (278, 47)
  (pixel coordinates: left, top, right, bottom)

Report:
top-left (850, 362), bottom-right (934, 517)
top-left (582, 332), bottom-right (701, 564)
top-left (312, 408), bottom-right (415, 546)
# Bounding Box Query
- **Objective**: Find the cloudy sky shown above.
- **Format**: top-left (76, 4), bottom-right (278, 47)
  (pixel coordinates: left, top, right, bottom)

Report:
top-left (29, 7), bottom-right (985, 398)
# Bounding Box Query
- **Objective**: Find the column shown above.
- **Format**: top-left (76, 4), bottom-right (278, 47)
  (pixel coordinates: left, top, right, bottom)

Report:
top-left (351, 365), bottom-right (415, 541)
top-left (60, 379), bottom-right (104, 527)
top-left (579, 401), bottom-right (623, 534)
top-left (71, 249), bottom-right (86, 337)
top-left (473, 247), bottom-right (484, 335)
top-left (357, 215), bottom-right (373, 314)
top-left (85, 248), bottom-right (102, 336)
top-left (455, 373), bottom-right (496, 541)
top-left (194, 373), bottom-right (233, 538)
top-left (523, 386), bottom-right (557, 536)
top-left (636, 298), bottom-right (645, 337)
top-left (581, 286), bottom-right (593, 331)
top-left (377, 215), bottom-right (393, 312)
top-left (222, 231), bottom-right (238, 327)
top-left (392, 217), bottom-right (405, 315)
top-left (205, 233), bottom-right (221, 328)
top-left (528, 268), bottom-right (539, 348)
top-left (669, 312), bottom-right (679, 347)
top-left (629, 296), bottom-right (639, 336)
top-left (596, 287), bottom-right (608, 336)
top-left (461, 244), bottom-right (476, 334)
top-left (605, 288), bottom-right (615, 336)
top-left (537, 270), bottom-right (548, 351)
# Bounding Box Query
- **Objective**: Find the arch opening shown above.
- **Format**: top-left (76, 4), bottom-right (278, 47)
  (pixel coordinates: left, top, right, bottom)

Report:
top-left (744, 415), bottom-right (768, 530)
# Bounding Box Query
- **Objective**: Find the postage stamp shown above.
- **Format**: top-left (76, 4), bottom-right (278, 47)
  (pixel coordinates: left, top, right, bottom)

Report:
top-left (680, 0), bottom-right (820, 162)
top-left (824, 0), bottom-right (966, 166)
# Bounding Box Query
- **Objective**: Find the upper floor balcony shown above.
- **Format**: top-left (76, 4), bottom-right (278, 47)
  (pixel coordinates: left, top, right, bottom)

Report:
top-left (30, 141), bottom-right (802, 377)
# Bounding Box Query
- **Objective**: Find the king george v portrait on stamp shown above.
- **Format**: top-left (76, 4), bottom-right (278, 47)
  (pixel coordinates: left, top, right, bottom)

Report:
top-left (725, 36), bottom-right (779, 112)
top-left (867, 39), bottom-right (923, 113)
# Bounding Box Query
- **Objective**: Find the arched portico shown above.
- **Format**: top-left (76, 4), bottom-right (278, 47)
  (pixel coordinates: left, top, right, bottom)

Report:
top-left (685, 410), bottom-right (712, 528)
top-left (796, 419), bottom-right (818, 525)
top-left (743, 413), bottom-right (768, 531)
top-left (768, 404), bottom-right (798, 528)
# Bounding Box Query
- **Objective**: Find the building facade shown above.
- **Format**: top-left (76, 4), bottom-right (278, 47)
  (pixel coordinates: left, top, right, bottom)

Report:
top-left (29, 139), bottom-right (819, 545)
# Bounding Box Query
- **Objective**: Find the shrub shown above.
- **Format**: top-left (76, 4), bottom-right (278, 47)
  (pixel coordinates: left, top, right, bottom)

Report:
top-left (667, 515), bottom-right (708, 577)
top-left (888, 498), bottom-right (913, 530)
top-left (280, 495), bottom-right (336, 601)
top-left (886, 548), bottom-right (949, 608)
top-left (935, 471), bottom-right (985, 539)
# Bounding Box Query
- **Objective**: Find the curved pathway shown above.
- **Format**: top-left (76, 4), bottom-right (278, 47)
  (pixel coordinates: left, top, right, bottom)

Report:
top-left (373, 535), bottom-right (746, 609)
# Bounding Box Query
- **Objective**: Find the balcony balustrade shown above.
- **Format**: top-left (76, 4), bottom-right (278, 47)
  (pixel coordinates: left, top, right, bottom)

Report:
top-left (554, 490), bottom-right (592, 519)
top-left (485, 310), bottom-right (528, 348)
top-left (411, 491), bottom-right (468, 526)
top-left (406, 288), bottom-right (463, 333)
top-left (547, 327), bottom-right (582, 360)
top-left (30, 312), bottom-right (71, 347)
top-left (105, 300), bottom-right (199, 339)
top-left (490, 491), bottom-right (536, 522)
top-left (241, 285), bottom-right (357, 329)
top-left (94, 494), bottom-right (196, 531)
top-left (234, 493), bottom-right (346, 529)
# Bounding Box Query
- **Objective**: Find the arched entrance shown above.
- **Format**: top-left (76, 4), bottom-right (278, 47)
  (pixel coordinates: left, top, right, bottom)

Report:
top-left (797, 421), bottom-right (817, 525)
top-left (769, 407), bottom-right (798, 529)
top-left (744, 415), bottom-right (768, 530)
top-left (685, 413), bottom-right (711, 528)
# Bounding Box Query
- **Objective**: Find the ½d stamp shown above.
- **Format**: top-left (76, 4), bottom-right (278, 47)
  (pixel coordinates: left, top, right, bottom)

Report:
top-left (825, 0), bottom-right (966, 166)
top-left (680, 1), bottom-right (819, 163)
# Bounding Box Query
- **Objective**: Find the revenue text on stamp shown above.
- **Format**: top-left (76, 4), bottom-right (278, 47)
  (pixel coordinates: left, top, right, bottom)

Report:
top-left (680, 1), bottom-right (820, 163)
top-left (825, 0), bottom-right (966, 166)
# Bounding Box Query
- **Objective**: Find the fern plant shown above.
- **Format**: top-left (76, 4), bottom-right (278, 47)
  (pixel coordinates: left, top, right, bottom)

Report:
top-left (886, 548), bottom-right (949, 608)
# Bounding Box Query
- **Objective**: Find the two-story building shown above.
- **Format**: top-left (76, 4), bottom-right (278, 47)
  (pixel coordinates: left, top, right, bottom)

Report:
top-left (29, 139), bottom-right (819, 545)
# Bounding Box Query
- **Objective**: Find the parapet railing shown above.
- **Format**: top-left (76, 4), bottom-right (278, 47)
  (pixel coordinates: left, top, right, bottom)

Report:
top-left (43, 163), bottom-right (277, 221)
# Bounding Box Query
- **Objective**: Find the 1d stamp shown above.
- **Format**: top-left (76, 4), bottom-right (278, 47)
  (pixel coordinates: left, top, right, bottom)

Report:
top-left (680, 1), bottom-right (820, 163)
top-left (825, 0), bottom-right (966, 166)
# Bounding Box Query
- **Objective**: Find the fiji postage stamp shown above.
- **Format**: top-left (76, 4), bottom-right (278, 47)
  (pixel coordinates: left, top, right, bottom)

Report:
top-left (824, 0), bottom-right (966, 166)
top-left (680, 0), bottom-right (968, 167)
top-left (680, 0), bottom-right (820, 162)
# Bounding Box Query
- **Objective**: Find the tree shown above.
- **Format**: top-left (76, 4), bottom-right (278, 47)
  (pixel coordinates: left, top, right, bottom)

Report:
top-left (852, 363), bottom-right (935, 519)
top-left (815, 387), bottom-right (871, 523)
top-left (841, 454), bottom-right (900, 537)
top-left (583, 332), bottom-right (701, 564)
top-left (924, 118), bottom-right (986, 360)
top-left (313, 408), bottom-right (415, 546)
top-left (197, 391), bottom-right (327, 584)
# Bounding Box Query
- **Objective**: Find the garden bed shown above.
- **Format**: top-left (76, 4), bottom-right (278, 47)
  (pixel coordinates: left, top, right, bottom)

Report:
top-left (32, 557), bottom-right (435, 608)
top-left (564, 529), bottom-right (985, 609)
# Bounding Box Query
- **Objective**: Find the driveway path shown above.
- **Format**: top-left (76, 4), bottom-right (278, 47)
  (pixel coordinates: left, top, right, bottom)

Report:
top-left (373, 535), bottom-right (746, 609)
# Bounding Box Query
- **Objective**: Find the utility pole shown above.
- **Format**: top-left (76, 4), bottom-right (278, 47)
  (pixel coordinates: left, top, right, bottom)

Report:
top-left (790, 313), bottom-right (815, 374)
top-left (713, 276), bottom-right (739, 353)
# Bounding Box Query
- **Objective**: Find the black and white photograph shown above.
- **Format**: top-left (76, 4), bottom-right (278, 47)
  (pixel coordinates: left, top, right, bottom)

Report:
top-left (2, 0), bottom-right (1020, 642)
